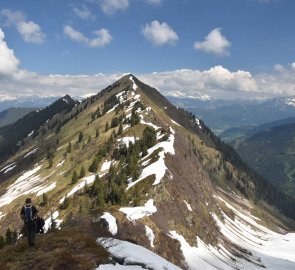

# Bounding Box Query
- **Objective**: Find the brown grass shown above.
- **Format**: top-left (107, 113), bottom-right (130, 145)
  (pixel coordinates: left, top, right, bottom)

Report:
top-left (0, 216), bottom-right (109, 270)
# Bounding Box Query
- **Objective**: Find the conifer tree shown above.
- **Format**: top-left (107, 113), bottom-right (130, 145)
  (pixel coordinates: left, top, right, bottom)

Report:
top-left (80, 165), bottom-right (86, 178)
top-left (12, 230), bottom-right (18, 243)
top-left (96, 128), bottom-right (100, 138)
top-left (67, 141), bottom-right (72, 153)
top-left (60, 196), bottom-right (70, 210)
top-left (41, 193), bottom-right (48, 206)
top-left (87, 135), bottom-right (91, 144)
top-left (118, 123), bottom-right (123, 135)
top-left (0, 236), bottom-right (5, 249)
top-left (89, 156), bottom-right (100, 173)
top-left (105, 121), bottom-right (109, 132)
top-left (71, 170), bottom-right (78, 184)
top-left (78, 131), bottom-right (84, 143)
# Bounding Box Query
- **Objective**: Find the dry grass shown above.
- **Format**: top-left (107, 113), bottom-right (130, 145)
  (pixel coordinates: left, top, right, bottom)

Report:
top-left (0, 216), bottom-right (109, 270)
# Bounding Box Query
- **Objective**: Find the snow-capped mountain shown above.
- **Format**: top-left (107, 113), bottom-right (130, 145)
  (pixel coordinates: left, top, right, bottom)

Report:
top-left (0, 75), bottom-right (294, 269)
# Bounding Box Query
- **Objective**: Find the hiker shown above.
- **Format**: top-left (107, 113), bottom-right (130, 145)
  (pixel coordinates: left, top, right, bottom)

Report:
top-left (20, 198), bottom-right (39, 247)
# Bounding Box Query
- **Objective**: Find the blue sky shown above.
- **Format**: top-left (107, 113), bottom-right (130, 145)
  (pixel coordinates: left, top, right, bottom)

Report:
top-left (0, 0), bottom-right (294, 99)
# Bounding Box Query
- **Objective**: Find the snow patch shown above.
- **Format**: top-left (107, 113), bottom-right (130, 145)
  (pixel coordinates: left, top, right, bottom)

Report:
top-left (101, 160), bottom-right (112, 171)
top-left (184, 200), bottom-right (192, 211)
top-left (171, 119), bottom-right (181, 126)
top-left (100, 212), bottom-right (118, 235)
top-left (0, 165), bottom-right (43, 207)
top-left (145, 225), bottom-right (155, 248)
top-left (120, 199), bottom-right (157, 221)
top-left (129, 76), bottom-right (138, 91)
top-left (97, 238), bottom-right (181, 270)
top-left (140, 119), bottom-right (161, 130)
top-left (36, 182), bottom-right (56, 196)
top-left (117, 137), bottom-right (138, 147)
top-left (23, 148), bottom-right (38, 158)
top-left (0, 162), bottom-right (17, 173)
top-left (56, 160), bottom-right (65, 167)
top-left (44, 211), bottom-right (62, 232)
top-left (195, 118), bottom-right (202, 129)
top-left (0, 212), bottom-right (5, 221)
top-left (127, 131), bottom-right (175, 189)
top-left (27, 130), bottom-right (34, 137)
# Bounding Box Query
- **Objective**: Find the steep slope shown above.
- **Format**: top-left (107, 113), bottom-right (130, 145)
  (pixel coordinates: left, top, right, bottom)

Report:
top-left (0, 95), bottom-right (78, 164)
top-left (0, 75), bottom-right (294, 269)
top-left (0, 108), bottom-right (37, 128)
top-left (219, 117), bottom-right (295, 142)
top-left (233, 123), bottom-right (295, 198)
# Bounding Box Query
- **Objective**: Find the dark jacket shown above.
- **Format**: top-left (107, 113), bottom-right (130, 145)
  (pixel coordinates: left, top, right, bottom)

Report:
top-left (20, 204), bottom-right (38, 223)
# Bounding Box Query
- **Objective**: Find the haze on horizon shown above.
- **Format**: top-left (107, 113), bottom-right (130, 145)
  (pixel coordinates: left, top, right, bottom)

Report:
top-left (0, 0), bottom-right (294, 100)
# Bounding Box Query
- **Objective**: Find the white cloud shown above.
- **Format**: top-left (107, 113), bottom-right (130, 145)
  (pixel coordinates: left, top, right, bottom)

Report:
top-left (291, 62), bottom-right (295, 70)
top-left (194, 28), bottom-right (231, 56)
top-left (0, 9), bottom-right (45, 44)
top-left (142, 20), bottom-right (178, 46)
top-left (64, 25), bottom-right (112, 47)
top-left (73, 5), bottom-right (95, 21)
top-left (17, 21), bottom-right (45, 44)
top-left (64, 25), bottom-right (88, 43)
top-left (0, 28), bottom-right (20, 76)
top-left (99, 0), bottom-right (129, 15)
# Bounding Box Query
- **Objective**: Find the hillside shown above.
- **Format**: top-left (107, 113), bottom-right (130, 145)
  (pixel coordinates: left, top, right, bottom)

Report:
top-left (0, 95), bottom-right (78, 164)
top-left (0, 75), bottom-right (294, 269)
top-left (233, 123), bottom-right (295, 198)
top-left (220, 117), bottom-right (295, 142)
top-left (0, 108), bottom-right (37, 128)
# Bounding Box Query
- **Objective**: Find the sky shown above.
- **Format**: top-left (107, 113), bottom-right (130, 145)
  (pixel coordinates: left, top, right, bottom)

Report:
top-left (0, 0), bottom-right (295, 100)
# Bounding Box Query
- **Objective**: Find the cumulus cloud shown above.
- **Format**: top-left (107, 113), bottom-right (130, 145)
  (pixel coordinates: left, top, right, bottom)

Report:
top-left (99, 0), bottom-right (129, 15)
top-left (73, 5), bottom-right (95, 21)
top-left (0, 9), bottom-right (45, 44)
top-left (194, 28), bottom-right (231, 56)
top-left (142, 20), bottom-right (178, 46)
top-left (0, 28), bottom-right (20, 76)
top-left (64, 25), bottom-right (112, 47)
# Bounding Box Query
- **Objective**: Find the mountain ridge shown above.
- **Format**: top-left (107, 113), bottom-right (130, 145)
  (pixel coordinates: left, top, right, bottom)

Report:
top-left (0, 75), bottom-right (294, 269)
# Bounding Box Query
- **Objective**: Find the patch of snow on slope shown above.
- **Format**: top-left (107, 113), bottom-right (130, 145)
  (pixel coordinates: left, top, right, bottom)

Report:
top-left (101, 160), bottom-right (113, 171)
top-left (97, 238), bottom-right (181, 270)
top-left (0, 162), bottom-right (17, 173)
top-left (44, 211), bottom-right (62, 232)
top-left (0, 165), bottom-right (42, 207)
top-left (36, 182), bottom-right (56, 196)
top-left (169, 230), bottom-right (234, 270)
top-left (97, 264), bottom-right (144, 269)
top-left (127, 131), bottom-right (175, 189)
top-left (117, 137), bottom-right (138, 147)
top-left (145, 225), bottom-right (155, 248)
top-left (106, 104), bottom-right (119, 114)
top-left (23, 148), bottom-right (38, 158)
top-left (56, 160), bottom-right (65, 167)
top-left (120, 199), bottom-right (157, 221)
top-left (100, 212), bottom-right (118, 235)
top-left (171, 119), bottom-right (181, 126)
top-left (184, 200), bottom-right (192, 211)
top-left (59, 174), bottom-right (95, 204)
top-left (122, 124), bottom-right (131, 131)
top-left (0, 212), bottom-right (5, 221)
top-left (211, 195), bottom-right (295, 269)
top-left (140, 118), bottom-right (161, 130)
top-left (27, 130), bottom-right (34, 137)
top-left (195, 118), bottom-right (202, 129)
top-left (129, 76), bottom-right (138, 91)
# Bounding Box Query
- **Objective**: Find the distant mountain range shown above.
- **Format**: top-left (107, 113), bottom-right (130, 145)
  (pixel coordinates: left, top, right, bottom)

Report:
top-left (167, 96), bottom-right (295, 134)
top-left (0, 108), bottom-right (37, 128)
top-left (232, 122), bottom-right (295, 198)
top-left (0, 96), bottom-right (61, 113)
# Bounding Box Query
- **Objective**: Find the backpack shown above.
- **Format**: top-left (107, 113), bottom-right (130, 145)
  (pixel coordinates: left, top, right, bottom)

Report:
top-left (36, 217), bottom-right (45, 234)
top-left (24, 205), bottom-right (33, 222)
